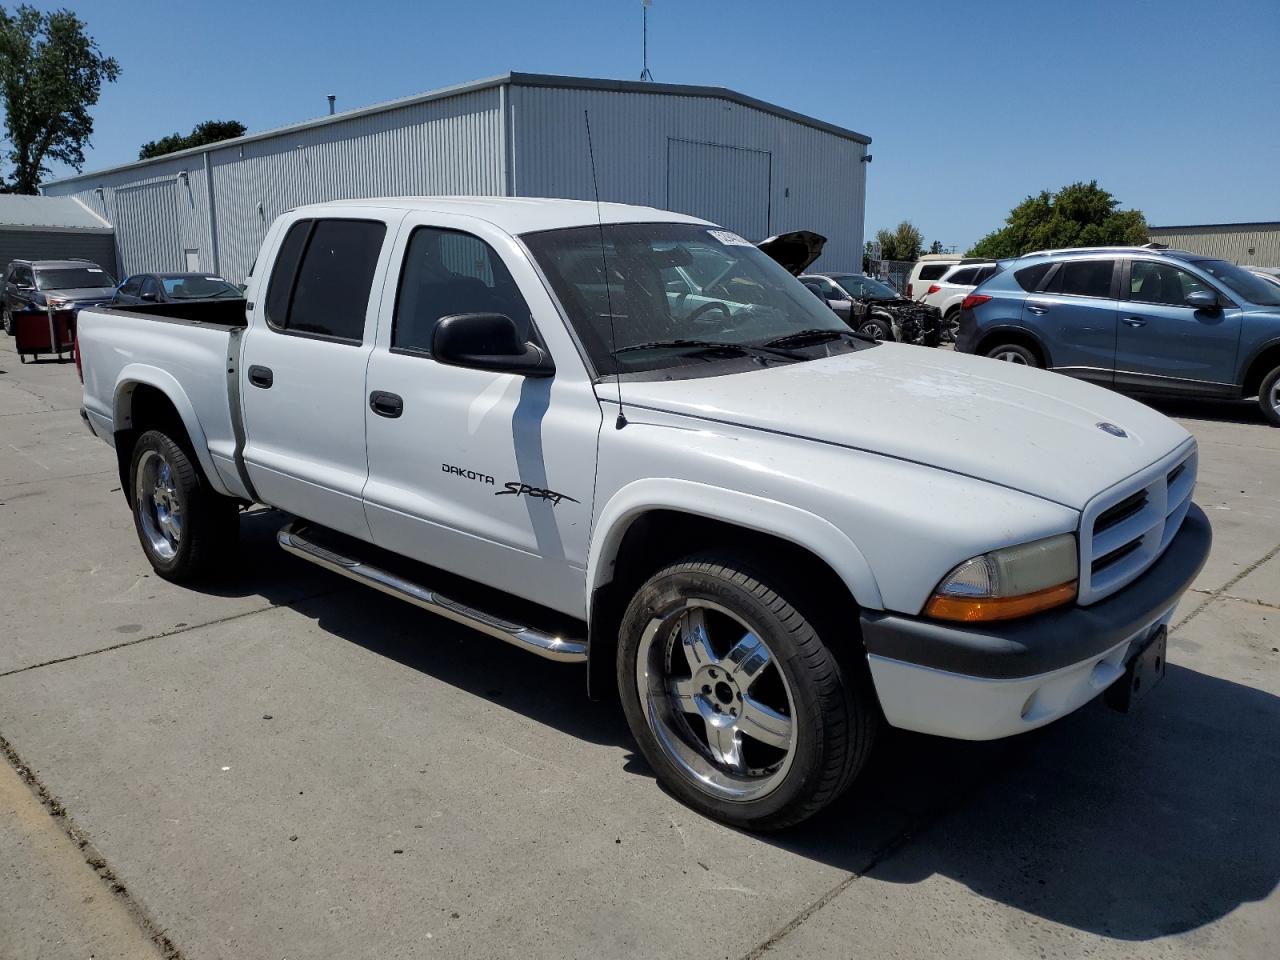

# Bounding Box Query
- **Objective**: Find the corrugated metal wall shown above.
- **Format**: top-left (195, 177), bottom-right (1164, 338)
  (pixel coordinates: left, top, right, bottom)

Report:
top-left (510, 84), bottom-right (866, 271)
top-left (1148, 225), bottom-right (1280, 267)
top-left (0, 230), bottom-right (117, 277)
top-left (43, 79), bottom-right (866, 280)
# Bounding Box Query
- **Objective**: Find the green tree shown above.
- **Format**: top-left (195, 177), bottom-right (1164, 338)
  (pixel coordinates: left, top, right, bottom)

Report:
top-left (0, 5), bottom-right (120, 194)
top-left (139, 119), bottom-right (247, 160)
top-left (969, 181), bottom-right (1148, 258)
top-left (875, 221), bottom-right (923, 261)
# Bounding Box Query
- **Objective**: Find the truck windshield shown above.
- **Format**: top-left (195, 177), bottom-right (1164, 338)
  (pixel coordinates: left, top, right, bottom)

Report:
top-left (35, 267), bottom-right (114, 290)
top-left (1192, 260), bottom-right (1280, 307)
top-left (523, 222), bottom-right (860, 375)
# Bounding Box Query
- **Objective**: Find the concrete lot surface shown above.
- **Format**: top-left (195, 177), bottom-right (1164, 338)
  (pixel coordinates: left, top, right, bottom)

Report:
top-left (1, 335), bottom-right (1276, 959)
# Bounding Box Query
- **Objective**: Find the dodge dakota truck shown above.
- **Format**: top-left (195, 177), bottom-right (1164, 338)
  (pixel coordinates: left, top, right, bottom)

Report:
top-left (76, 198), bottom-right (1211, 830)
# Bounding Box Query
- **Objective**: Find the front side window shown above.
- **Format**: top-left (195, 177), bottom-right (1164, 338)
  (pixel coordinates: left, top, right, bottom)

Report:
top-left (265, 218), bottom-right (386, 342)
top-left (119, 276), bottom-right (143, 297)
top-left (1192, 259), bottom-right (1280, 307)
top-left (394, 227), bottom-right (533, 353)
top-left (1129, 261), bottom-right (1212, 306)
top-left (523, 221), bottom-right (861, 376)
top-left (1048, 259), bottom-right (1114, 299)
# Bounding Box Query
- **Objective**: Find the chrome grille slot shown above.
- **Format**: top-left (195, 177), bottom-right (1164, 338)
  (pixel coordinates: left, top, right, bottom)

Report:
top-left (1079, 444), bottom-right (1197, 604)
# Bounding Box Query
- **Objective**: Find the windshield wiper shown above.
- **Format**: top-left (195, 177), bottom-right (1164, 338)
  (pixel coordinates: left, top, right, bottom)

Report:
top-left (761, 328), bottom-right (870, 348)
top-left (614, 338), bottom-right (803, 361)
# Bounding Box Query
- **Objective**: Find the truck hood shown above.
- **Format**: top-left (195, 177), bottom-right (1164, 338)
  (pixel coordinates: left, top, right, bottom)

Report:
top-left (43, 286), bottom-right (117, 304)
top-left (616, 344), bottom-right (1192, 510)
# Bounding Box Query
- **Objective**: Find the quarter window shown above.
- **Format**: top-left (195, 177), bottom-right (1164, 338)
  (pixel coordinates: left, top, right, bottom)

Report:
top-left (918, 264), bottom-right (950, 281)
top-left (1049, 260), bottom-right (1114, 299)
top-left (946, 267), bottom-right (980, 285)
top-left (393, 227), bottom-right (533, 354)
top-left (1129, 261), bottom-right (1212, 306)
top-left (1014, 262), bottom-right (1053, 292)
top-left (265, 218), bottom-right (386, 342)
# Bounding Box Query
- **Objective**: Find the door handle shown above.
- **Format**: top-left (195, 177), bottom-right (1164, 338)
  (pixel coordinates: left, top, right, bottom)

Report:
top-left (369, 390), bottom-right (404, 418)
top-left (1122, 317), bottom-right (1147, 328)
top-left (1027, 303), bottom-right (1049, 315)
top-left (247, 365), bottom-right (273, 388)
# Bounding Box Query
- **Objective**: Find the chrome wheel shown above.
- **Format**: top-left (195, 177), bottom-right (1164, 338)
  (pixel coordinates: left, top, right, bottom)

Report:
top-left (1270, 381), bottom-right (1280, 416)
top-left (994, 349), bottom-right (1029, 364)
top-left (135, 449), bottom-right (182, 560)
top-left (2, 308), bottom-right (11, 335)
top-left (635, 599), bottom-right (797, 802)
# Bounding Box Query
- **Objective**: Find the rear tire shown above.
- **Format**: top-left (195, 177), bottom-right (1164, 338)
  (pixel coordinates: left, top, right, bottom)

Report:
top-left (2, 306), bottom-right (13, 336)
top-left (985, 342), bottom-right (1039, 367)
top-left (129, 430), bottom-right (238, 582)
top-left (617, 552), bottom-right (877, 831)
top-left (1259, 364), bottom-right (1280, 427)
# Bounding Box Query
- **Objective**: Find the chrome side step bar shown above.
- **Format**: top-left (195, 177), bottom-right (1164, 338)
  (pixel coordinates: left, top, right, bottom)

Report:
top-left (277, 521), bottom-right (587, 663)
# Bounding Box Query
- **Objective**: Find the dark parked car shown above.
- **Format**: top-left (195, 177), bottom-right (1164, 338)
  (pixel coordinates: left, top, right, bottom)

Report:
top-left (956, 245), bottom-right (1280, 425)
top-left (800, 272), bottom-right (943, 346)
top-left (3, 259), bottom-right (117, 334)
top-left (112, 272), bottom-right (241, 306)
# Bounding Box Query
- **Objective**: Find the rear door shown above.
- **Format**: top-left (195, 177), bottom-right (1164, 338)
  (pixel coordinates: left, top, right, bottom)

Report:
top-left (360, 213), bottom-right (601, 616)
top-left (1024, 258), bottom-right (1119, 384)
top-left (1115, 258), bottom-right (1242, 391)
top-left (239, 210), bottom-right (401, 538)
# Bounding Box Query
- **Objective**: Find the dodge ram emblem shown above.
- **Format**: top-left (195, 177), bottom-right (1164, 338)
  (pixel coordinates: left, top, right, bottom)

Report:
top-left (1096, 422), bottom-right (1128, 438)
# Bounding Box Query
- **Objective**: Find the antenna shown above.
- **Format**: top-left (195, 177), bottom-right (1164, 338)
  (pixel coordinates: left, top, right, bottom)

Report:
top-left (640, 0), bottom-right (654, 81)
top-left (584, 110), bottom-right (627, 430)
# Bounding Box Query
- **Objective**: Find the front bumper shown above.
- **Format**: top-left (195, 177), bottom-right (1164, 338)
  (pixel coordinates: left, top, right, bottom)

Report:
top-left (860, 503), bottom-right (1211, 740)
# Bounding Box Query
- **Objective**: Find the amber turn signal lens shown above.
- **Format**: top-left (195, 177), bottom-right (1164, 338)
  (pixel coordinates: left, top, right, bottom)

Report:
top-left (924, 580), bottom-right (1078, 622)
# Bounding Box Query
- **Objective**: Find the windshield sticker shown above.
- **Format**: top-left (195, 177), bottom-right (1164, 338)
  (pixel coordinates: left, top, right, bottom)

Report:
top-left (204, 276), bottom-right (221, 281)
top-left (87, 268), bottom-right (103, 272)
top-left (707, 229), bottom-right (751, 247)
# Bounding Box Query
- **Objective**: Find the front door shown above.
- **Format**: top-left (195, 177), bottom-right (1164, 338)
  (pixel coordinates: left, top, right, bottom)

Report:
top-left (1115, 258), bottom-right (1242, 391)
top-left (1027, 258), bottom-right (1119, 385)
top-left (240, 211), bottom-right (400, 538)
top-left (361, 215), bottom-right (601, 617)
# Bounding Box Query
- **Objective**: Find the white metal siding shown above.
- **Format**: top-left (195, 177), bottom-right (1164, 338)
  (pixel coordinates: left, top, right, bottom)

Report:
top-left (509, 85), bottom-right (866, 271)
top-left (666, 139), bottom-right (771, 241)
top-left (1148, 225), bottom-right (1280, 266)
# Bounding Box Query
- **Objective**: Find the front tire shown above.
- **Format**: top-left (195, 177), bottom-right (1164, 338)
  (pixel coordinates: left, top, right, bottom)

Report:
top-left (129, 430), bottom-right (238, 582)
top-left (1259, 364), bottom-right (1280, 427)
top-left (985, 342), bottom-right (1040, 366)
top-left (857, 316), bottom-right (894, 342)
top-left (942, 308), bottom-right (960, 344)
top-left (2, 306), bottom-right (13, 336)
top-left (617, 553), bottom-right (877, 831)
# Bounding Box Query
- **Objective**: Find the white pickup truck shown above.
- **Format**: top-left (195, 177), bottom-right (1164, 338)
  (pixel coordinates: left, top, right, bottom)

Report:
top-left (77, 198), bottom-right (1211, 830)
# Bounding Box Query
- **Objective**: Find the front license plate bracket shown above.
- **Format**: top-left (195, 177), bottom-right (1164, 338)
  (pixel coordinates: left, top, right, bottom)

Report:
top-left (1105, 624), bottom-right (1168, 713)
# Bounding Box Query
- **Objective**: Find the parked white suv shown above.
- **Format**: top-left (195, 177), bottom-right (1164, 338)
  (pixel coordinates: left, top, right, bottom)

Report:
top-left (921, 261), bottom-right (1001, 339)
top-left (905, 254), bottom-right (961, 300)
top-left (75, 197), bottom-right (1211, 830)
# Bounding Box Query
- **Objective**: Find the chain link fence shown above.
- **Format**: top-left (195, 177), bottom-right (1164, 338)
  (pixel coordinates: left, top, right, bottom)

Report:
top-left (864, 259), bottom-right (916, 296)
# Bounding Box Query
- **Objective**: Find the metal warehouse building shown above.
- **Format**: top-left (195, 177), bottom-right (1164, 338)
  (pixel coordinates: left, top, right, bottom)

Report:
top-left (0, 194), bottom-right (116, 274)
top-left (41, 72), bottom-right (870, 283)
top-left (1148, 221), bottom-right (1280, 266)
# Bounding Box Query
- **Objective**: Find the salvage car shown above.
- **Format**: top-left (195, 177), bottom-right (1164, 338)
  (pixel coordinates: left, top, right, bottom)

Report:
top-left (802, 271), bottom-right (943, 345)
top-left (3, 258), bottom-right (116, 334)
top-left (76, 199), bottom-right (1211, 830)
top-left (112, 272), bottom-right (242, 306)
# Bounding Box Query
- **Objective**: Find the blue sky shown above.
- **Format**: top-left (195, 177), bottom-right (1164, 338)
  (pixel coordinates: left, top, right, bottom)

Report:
top-left (24, 0), bottom-right (1280, 251)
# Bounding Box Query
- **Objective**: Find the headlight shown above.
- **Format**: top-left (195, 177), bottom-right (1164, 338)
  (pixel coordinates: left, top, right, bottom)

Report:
top-left (924, 533), bottom-right (1077, 622)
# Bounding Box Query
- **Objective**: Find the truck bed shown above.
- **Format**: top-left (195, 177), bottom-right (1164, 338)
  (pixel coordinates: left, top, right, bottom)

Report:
top-left (77, 300), bottom-right (253, 501)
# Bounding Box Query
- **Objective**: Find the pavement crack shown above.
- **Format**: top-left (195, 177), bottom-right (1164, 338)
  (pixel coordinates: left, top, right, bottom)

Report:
top-left (0, 732), bottom-right (188, 960)
top-left (1174, 540), bottom-right (1280, 630)
top-left (0, 587), bottom-right (343, 679)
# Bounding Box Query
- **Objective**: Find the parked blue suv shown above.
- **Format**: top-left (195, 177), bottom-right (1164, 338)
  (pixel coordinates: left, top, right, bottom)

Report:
top-left (955, 246), bottom-right (1280, 425)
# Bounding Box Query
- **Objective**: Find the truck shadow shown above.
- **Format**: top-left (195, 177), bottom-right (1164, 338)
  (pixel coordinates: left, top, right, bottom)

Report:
top-left (209, 539), bottom-right (1280, 943)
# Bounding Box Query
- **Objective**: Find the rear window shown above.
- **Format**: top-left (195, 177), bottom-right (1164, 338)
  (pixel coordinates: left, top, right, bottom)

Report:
top-left (1014, 262), bottom-right (1054, 292)
top-left (266, 219), bottom-right (386, 342)
top-left (1048, 260), bottom-right (1114, 299)
top-left (918, 264), bottom-right (950, 281)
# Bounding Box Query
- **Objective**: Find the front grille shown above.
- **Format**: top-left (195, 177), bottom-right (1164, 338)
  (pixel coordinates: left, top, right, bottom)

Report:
top-left (1078, 445), bottom-right (1197, 604)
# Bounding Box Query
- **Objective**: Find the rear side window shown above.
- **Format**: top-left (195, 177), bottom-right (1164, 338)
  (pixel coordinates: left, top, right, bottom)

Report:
top-left (918, 264), bottom-right (950, 281)
top-left (1014, 262), bottom-right (1054, 292)
top-left (973, 266), bottom-right (997, 284)
top-left (394, 227), bottom-right (533, 354)
top-left (266, 218), bottom-right (386, 342)
top-left (946, 267), bottom-right (980, 284)
top-left (1048, 260), bottom-right (1114, 299)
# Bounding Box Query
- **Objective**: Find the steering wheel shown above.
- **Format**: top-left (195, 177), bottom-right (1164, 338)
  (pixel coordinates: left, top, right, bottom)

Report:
top-left (688, 300), bottom-right (732, 324)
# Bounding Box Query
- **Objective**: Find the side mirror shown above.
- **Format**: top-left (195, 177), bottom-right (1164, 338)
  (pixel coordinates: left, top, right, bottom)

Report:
top-left (1185, 289), bottom-right (1219, 312)
top-left (432, 313), bottom-right (554, 378)
top-left (141, 291), bottom-right (158, 302)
